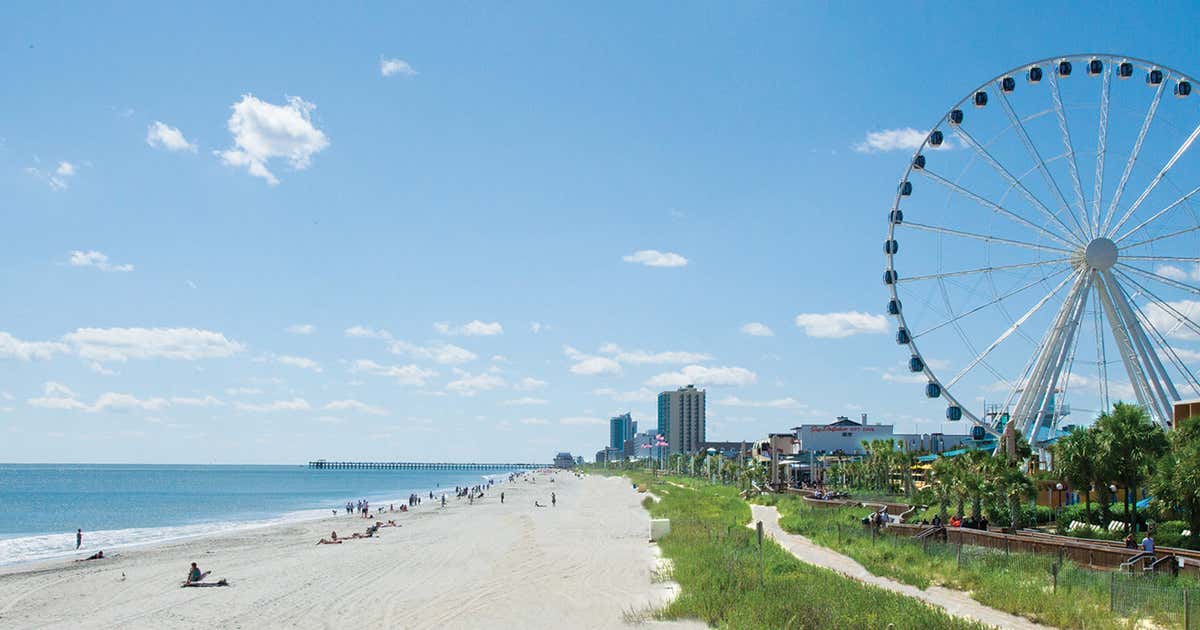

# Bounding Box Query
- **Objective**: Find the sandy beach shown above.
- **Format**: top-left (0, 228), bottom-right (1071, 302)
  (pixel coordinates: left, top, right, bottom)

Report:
top-left (0, 471), bottom-right (700, 629)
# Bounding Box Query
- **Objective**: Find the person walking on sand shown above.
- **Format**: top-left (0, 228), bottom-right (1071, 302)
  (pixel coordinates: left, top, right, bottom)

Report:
top-left (500, 491), bottom-right (504, 504)
top-left (551, 492), bottom-right (556, 507)
top-left (76, 529), bottom-right (82, 549)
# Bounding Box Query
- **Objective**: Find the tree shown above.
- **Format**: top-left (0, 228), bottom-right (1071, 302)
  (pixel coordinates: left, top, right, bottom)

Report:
top-left (1094, 402), bottom-right (1169, 534)
top-left (1053, 426), bottom-right (1101, 522)
top-left (1150, 415), bottom-right (1200, 541)
top-left (994, 462), bottom-right (1037, 529)
top-left (929, 456), bottom-right (957, 522)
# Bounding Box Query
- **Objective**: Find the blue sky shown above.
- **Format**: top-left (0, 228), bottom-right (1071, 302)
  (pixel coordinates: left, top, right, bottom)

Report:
top-left (4, 2), bottom-right (1200, 463)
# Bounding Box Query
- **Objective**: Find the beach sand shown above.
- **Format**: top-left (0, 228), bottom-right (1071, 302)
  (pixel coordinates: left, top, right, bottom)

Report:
top-left (0, 471), bottom-right (701, 629)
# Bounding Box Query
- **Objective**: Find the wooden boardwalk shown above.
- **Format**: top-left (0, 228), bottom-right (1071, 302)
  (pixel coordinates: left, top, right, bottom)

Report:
top-left (307, 460), bottom-right (547, 470)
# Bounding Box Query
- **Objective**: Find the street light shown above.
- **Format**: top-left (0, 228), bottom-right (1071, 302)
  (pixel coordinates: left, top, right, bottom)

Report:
top-left (1054, 482), bottom-right (1064, 528)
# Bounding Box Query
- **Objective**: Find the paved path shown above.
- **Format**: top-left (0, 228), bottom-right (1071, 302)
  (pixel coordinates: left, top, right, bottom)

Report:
top-left (750, 505), bottom-right (1052, 630)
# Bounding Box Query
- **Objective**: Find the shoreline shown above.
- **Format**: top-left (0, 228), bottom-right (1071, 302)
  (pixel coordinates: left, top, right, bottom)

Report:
top-left (0, 469), bottom-right (520, 569)
top-left (0, 470), bottom-right (700, 629)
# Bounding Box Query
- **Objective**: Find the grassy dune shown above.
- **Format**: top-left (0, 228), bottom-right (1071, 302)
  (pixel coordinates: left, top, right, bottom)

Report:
top-left (594, 470), bottom-right (984, 629)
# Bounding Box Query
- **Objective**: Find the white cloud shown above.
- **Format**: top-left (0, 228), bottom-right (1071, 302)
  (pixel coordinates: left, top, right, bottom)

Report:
top-left (740, 322), bottom-right (775, 337)
top-left (433, 320), bottom-right (503, 336)
top-left (146, 121), bottom-right (197, 152)
top-left (794, 311), bottom-right (888, 338)
top-left (0, 332), bottom-right (70, 361)
top-left (446, 370), bottom-right (505, 397)
top-left (56, 161), bottom-right (75, 176)
top-left (622, 250), bottom-right (688, 268)
top-left (645, 365), bottom-right (757, 388)
top-left (564, 346), bottom-right (621, 376)
top-left (502, 397), bottom-right (548, 406)
top-left (234, 398), bottom-right (311, 413)
top-left (1155, 264), bottom-right (1200, 282)
top-left (519, 417), bottom-right (549, 425)
top-left (277, 355), bottom-right (322, 372)
top-left (285, 324), bottom-right (316, 335)
top-left (599, 344), bottom-right (712, 365)
top-left (530, 322), bottom-right (545, 334)
top-left (514, 377), bottom-right (548, 391)
top-left (560, 416), bottom-right (606, 426)
top-left (350, 359), bottom-right (437, 386)
top-left (216, 94), bottom-right (329, 185)
top-left (717, 396), bottom-right (799, 408)
top-left (852, 127), bottom-right (948, 153)
top-left (68, 250), bottom-right (133, 272)
top-left (345, 325), bottom-right (392, 340)
top-left (27, 383), bottom-right (185, 413)
top-left (380, 57), bottom-right (417, 77)
top-left (64, 327), bottom-right (244, 362)
top-left (593, 387), bottom-right (654, 403)
top-left (390, 340), bottom-right (477, 364)
top-left (1141, 300), bottom-right (1200, 341)
top-left (26, 162), bottom-right (77, 190)
top-left (323, 399), bottom-right (389, 416)
top-left (225, 387), bottom-right (263, 396)
top-left (170, 395), bottom-right (224, 407)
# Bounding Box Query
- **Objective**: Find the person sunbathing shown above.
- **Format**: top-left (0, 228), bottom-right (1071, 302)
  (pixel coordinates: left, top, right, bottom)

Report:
top-left (317, 531), bottom-right (342, 545)
top-left (76, 551), bottom-right (105, 561)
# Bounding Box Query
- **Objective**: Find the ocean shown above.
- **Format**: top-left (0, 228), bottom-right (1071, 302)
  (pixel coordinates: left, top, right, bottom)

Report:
top-left (0, 463), bottom-right (519, 566)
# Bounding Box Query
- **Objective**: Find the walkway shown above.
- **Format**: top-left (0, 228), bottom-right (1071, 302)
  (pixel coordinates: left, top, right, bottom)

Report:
top-left (750, 505), bottom-right (1051, 630)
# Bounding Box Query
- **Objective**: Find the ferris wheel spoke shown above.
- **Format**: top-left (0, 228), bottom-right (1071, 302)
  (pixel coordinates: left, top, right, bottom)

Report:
top-left (994, 86), bottom-right (1091, 242)
top-left (946, 126), bottom-right (1084, 244)
top-left (1120, 223), bottom-right (1200, 251)
top-left (1049, 71), bottom-right (1092, 238)
top-left (944, 270), bottom-right (1079, 389)
top-left (1100, 75), bottom-right (1169, 235)
top-left (902, 221), bottom-right (1073, 254)
top-left (918, 168), bottom-right (1078, 249)
top-left (913, 267), bottom-right (1071, 338)
top-left (1092, 61), bottom-right (1113, 237)
top-left (1118, 262), bottom-right (1200, 298)
top-left (1124, 255), bottom-right (1200, 263)
top-left (1112, 267), bottom-right (1200, 339)
top-left (1108, 119), bottom-right (1200, 238)
top-left (1113, 183), bottom-right (1200, 245)
top-left (1104, 272), bottom-right (1179, 423)
top-left (899, 258), bottom-right (1071, 284)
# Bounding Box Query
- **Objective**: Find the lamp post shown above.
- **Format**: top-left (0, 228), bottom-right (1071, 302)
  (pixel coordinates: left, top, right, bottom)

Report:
top-left (1055, 482), bottom-right (1064, 528)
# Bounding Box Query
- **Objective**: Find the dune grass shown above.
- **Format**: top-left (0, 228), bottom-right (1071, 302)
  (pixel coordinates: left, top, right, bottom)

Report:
top-left (593, 470), bottom-right (984, 629)
top-left (772, 496), bottom-right (1199, 629)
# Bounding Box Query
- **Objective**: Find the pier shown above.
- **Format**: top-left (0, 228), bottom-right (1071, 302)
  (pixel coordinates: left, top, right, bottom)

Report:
top-left (307, 460), bottom-right (548, 470)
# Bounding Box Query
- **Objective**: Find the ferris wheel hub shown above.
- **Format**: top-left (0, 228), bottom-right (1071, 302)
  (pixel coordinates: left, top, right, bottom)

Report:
top-left (1083, 237), bottom-right (1118, 271)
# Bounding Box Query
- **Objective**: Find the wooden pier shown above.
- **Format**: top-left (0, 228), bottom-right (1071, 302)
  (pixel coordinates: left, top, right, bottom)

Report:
top-left (307, 460), bottom-right (548, 471)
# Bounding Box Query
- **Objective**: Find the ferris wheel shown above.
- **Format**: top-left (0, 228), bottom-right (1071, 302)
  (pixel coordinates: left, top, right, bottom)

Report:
top-left (885, 54), bottom-right (1200, 447)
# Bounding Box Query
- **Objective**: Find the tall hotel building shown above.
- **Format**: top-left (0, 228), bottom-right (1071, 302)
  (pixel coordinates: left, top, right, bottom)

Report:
top-left (657, 385), bottom-right (706, 455)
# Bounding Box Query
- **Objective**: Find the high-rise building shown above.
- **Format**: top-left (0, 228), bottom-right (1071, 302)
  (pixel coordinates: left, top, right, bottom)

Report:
top-left (657, 385), bottom-right (706, 454)
top-left (609, 412), bottom-right (636, 450)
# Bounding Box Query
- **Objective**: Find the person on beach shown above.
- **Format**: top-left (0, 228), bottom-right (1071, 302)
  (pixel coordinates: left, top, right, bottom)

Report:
top-left (186, 562), bottom-right (210, 584)
top-left (76, 551), bottom-right (104, 561)
top-left (500, 492), bottom-right (504, 504)
top-left (76, 528), bottom-right (82, 549)
top-left (551, 492), bottom-right (556, 507)
top-left (441, 495), bottom-right (446, 507)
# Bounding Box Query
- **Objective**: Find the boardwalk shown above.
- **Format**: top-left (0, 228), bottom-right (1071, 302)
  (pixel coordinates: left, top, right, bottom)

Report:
top-left (750, 505), bottom-right (1051, 630)
top-left (307, 461), bottom-right (548, 470)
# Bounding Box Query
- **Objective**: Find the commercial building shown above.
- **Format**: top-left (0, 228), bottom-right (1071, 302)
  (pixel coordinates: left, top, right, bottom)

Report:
top-left (553, 452), bottom-right (576, 468)
top-left (657, 385), bottom-right (706, 455)
top-left (610, 412), bottom-right (636, 450)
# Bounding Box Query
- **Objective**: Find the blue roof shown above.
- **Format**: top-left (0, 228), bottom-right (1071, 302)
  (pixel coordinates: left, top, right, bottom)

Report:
top-left (915, 440), bottom-right (996, 462)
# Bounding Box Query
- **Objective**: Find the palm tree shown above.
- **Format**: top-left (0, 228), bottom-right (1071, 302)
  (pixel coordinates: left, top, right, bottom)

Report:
top-left (929, 456), bottom-right (957, 522)
top-left (994, 462), bottom-right (1037, 529)
top-left (1053, 426), bottom-right (1100, 522)
top-left (1094, 402), bottom-right (1169, 533)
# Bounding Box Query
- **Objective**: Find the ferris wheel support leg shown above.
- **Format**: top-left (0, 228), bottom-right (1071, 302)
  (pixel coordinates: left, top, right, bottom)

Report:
top-left (1013, 273), bottom-right (1089, 443)
top-left (1029, 275), bottom-right (1092, 444)
top-left (1103, 271), bottom-right (1178, 425)
top-left (1096, 273), bottom-right (1169, 426)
